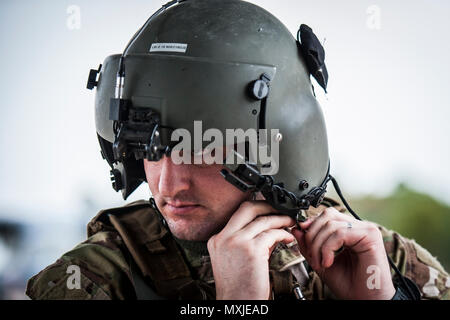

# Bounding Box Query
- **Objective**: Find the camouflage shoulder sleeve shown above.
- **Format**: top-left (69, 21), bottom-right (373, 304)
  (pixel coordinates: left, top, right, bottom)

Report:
top-left (26, 231), bottom-right (136, 300)
top-left (378, 224), bottom-right (450, 300)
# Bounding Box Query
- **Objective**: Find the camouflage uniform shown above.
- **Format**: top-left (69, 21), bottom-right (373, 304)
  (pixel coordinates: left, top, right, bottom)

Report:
top-left (26, 198), bottom-right (450, 300)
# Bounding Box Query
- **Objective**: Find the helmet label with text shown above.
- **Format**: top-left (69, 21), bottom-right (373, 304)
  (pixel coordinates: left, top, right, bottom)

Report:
top-left (150, 43), bottom-right (188, 53)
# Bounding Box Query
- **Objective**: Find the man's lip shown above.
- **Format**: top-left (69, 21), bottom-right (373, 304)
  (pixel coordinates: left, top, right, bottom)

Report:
top-left (164, 202), bottom-right (201, 215)
top-left (165, 201), bottom-right (200, 208)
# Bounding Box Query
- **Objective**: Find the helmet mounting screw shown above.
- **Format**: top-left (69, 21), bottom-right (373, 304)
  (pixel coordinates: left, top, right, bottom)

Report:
top-left (248, 73), bottom-right (271, 100)
top-left (299, 180), bottom-right (309, 190)
top-left (275, 133), bottom-right (283, 142)
top-left (301, 199), bottom-right (310, 207)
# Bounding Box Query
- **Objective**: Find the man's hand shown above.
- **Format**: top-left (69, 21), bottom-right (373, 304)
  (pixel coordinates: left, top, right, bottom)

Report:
top-left (207, 200), bottom-right (296, 300)
top-left (292, 207), bottom-right (396, 300)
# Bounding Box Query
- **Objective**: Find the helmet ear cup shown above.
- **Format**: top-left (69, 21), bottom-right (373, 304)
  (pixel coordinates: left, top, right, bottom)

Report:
top-left (114, 159), bottom-right (146, 199)
top-left (97, 134), bottom-right (115, 169)
top-left (97, 134), bottom-right (146, 199)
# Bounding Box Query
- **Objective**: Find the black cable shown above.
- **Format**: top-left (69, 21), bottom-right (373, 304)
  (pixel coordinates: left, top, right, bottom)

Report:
top-left (329, 174), bottom-right (419, 300)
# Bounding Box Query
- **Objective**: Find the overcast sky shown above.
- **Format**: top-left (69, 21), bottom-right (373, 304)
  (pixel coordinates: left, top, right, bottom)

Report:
top-left (0, 0), bottom-right (449, 222)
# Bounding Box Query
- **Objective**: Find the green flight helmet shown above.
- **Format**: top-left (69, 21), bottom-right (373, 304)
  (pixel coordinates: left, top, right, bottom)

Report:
top-left (88, 0), bottom-right (331, 218)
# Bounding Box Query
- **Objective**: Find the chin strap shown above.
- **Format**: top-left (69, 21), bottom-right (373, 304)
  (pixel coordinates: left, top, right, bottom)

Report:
top-left (329, 174), bottom-right (421, 300)
top-left (221, 162), bottom-right (331, 221)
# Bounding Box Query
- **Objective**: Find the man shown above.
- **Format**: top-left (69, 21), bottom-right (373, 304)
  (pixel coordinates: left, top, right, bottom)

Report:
top-left (26, 0), bottom-right (449, 300)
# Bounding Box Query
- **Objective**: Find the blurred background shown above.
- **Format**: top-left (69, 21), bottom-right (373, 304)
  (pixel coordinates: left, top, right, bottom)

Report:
top-left (0, 0), bottom-right (449, 299)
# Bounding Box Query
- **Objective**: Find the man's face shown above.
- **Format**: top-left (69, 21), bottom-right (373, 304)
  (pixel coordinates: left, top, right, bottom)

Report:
top-left (143, 155), bottom-right (251, 241)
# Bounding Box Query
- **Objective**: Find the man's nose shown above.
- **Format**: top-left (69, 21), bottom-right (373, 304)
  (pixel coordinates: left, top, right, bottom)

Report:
top-left (158, 155), bottom-right (191, 198)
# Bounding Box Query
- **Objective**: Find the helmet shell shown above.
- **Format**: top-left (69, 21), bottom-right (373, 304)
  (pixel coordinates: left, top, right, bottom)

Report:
top-left (94, 0), bottom-right (329, 199)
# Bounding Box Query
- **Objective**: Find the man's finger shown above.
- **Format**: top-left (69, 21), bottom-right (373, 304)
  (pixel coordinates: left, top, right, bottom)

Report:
top-left (254, 229), bottom-right (295, 253)
top-left (308, 220), bottom-right (355, 269)
top-left (303, 208), bottom-right (353, 251)
top-left (223, 200), bottom-right (279, 235)
top-left (238, 214), bottom-right (295, 239)
top-left (319, 225), bottom-right (369, 269)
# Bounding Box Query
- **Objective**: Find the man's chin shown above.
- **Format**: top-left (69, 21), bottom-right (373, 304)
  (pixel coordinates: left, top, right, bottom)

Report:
top-left (170, 229), bottom-right (211, 242)
top-left (165, 219), bottom-right (222, 242)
